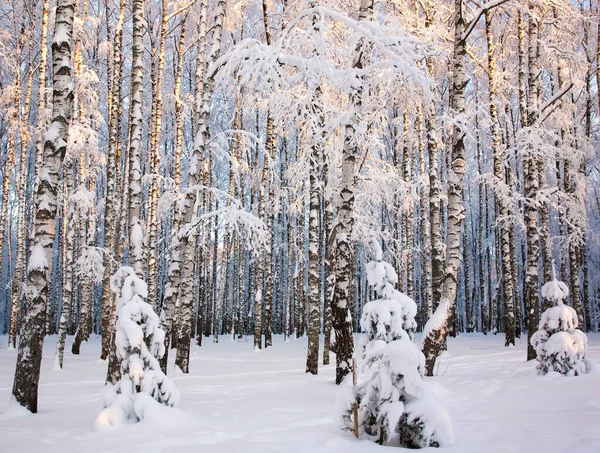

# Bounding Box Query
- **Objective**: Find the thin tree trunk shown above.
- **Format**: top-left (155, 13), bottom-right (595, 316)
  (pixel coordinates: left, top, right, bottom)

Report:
top-left (486, 10), bottom-right (515, 346)
top-left (100, 0), bottom-right (125, 361)
top-left (175, 0), bottom-right (226, 372)
top-left (163, 1), bottom-right (208, 371)
top-left (3, 123), bottom-right (17, 349)
top-left (306, 85), bottom-right (324, 375)
top-left (524, 5), bottom-right (541, 360)
top-left (402, 110), bottom-right (414, 300)
top-left (127, 0), bottom-right (145, 274)
top-left (417, 103), bottom-right (432, 320)
top-left (331, 0), bottom-right (374, 384)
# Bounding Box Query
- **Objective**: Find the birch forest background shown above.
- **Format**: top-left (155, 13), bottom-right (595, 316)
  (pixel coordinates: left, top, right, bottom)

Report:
top-left (1, 0), bottom-right (600, 417)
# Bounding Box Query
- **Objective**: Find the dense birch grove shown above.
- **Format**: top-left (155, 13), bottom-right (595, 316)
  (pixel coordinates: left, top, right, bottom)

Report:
top-left (1, 0), bottom-right (600, 411)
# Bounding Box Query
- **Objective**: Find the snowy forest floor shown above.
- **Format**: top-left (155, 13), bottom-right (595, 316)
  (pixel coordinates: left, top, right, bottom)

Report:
top-left (0, 333), bottom-right (599, 453)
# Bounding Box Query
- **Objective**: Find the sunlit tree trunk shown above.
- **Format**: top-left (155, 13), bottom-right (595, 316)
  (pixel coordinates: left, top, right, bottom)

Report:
top-left (306, 85), bottom-right (324, 375)
top-left (524, 4), bottom-right (541, 360)
top-left (3, 93), bottom-right (18, 348)
top-left (486, 10), bottom-right (514, 346)
top-left (127, 0), bottom-right (145, 274)
top-left (100, 0), bottom-right (125, 361)
top-left (175, 0), bottom-right (226, 372)
top-left (423, 0), bottom-right (470, 375)
top-left (12, 0), bottom-right (75, 412)
top-left (331, 0), bottom-right (373, 384)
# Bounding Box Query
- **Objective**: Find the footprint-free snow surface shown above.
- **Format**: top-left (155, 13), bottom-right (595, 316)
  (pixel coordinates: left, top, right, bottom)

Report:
top-left (1, 333), bottom-right (599, 453)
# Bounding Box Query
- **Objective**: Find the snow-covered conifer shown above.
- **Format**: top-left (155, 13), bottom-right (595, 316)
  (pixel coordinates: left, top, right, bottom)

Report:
top-left (530, 264), bottom-right (588, 376)
top-left (359, 241), bottom-right (417, 362)
top-left (95, 267), bottom-right (179, 427)
top-left (337, 245), bottom-right (453, 448)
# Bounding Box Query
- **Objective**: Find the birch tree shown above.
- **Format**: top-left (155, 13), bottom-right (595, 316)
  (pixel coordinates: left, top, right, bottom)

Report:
top-left (12, 0), bottom-right (75, 413)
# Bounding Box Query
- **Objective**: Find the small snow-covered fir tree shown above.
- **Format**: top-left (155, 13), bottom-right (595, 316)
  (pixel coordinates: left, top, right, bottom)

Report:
top-left (337, 244), bottom-right (453, 448)
top-left (530, 264), bottom-right (588, 376)
top-left (95, 267), bottom-right (179, 427)
top-left (361, 244), bottom-right (417, 352)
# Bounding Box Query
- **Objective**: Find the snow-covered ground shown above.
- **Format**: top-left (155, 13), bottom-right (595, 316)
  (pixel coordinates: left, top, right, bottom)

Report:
top-left (1, 333), bottom-right (599, 453)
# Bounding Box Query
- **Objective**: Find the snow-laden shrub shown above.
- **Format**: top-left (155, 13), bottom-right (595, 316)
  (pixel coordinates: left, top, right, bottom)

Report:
top-left (95, 267), bottom-right (179, 428)
top-left (530, 268), bottom-right (588, 376)
top-left (337, 247), bottom-right (454, 448)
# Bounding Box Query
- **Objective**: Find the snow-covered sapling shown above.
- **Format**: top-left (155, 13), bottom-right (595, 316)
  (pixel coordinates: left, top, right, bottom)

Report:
top-left (530, 265), bottom-right (588, 376)
top-left (337, 245), bottom-right (453, 448)
top-left (95, 267), bottom-right (179, 427)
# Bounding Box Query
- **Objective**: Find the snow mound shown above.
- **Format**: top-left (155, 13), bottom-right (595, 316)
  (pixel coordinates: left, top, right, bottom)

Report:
top-left (0, 398), bottom-right (33, 420)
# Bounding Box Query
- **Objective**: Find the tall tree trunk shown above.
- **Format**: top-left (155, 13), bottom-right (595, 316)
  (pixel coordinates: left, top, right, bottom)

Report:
top-left (331, 0), bottom-right (373, 384)
top-left (127, 0), bottom-right (145, 274)
top-left (322, 134), bottom-right (334, 364)
top-left (100, 0), bottom-right (124, 361)
top-left (486, 10), bottom-right (515, 346)
top-left (11, 36), bottom-right (36, 351)
top-left (12, 0), bottom-right (75, 413)
top-left (423, 1), bottom-right (444, 312)
top-left (3, 114), bottom-right (17, 349)
top-left (306, 86), bottom-right (324, 375)
top-left (175, 0), bottom-right (226, 372)
top-left (524, 5), bottom-right (541, 360)
top-left (423, 0), bottom-right (473, 375)
top-left (402, 110), bottom-right (414, 300)
top-left (162, 2), bottom-right (208, 371)
top-left (417, 103), bottom-right (432, 320)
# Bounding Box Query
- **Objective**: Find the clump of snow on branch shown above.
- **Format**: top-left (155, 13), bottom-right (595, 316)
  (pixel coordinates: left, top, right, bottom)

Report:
top-left (95, 267), bottom-right (179, 428)
top-left (530, 264), bottom-right (589, 376)
top-left (76, 246), bottom-right (105, 284)
top-left (336, 242), bottom-right (453, 448)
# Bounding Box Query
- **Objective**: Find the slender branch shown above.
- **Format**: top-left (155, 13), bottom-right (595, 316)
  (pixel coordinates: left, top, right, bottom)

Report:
top-left (165, 0), bottom-right (196, 22)
top-left (463, 0), bottom-right (512, 42)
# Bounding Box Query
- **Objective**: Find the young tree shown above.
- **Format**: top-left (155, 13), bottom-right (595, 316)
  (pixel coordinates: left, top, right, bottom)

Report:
top-left (530, 265), bottom-right (588, 376)
top-left (336, 245), bottom-right (453, 448)
top-left (95, 267), bottom-right (179, 427)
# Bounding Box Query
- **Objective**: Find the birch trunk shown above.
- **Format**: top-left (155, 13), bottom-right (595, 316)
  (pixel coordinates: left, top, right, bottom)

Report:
top-left (3, 121), bottom-right (17, 349)
top-left (11, 36), bottom-right (36, 350)
top-left (423, 1), bottom-right (444, 311)
top-left (175, 0), bottom-right (226, 372)
top-left (402, 110), bottom-right (414, 300)
top-left (100, 0), bottom-right (124, 362)
top-left (331, 0), bottom-right (373, 384)
top-left (127, 0), bottom-right (145, 274)
top-left (322, 135), bottom-right (334, 364)
top-left (486, 10), bottom-right (515, 346)
top-left (423, 0), bottom-right (469, 375)
top-left (417, 103), bottom-right (432, 320)
top-left (12, 0), bottom-right (75, 412)
top-left (524, 5), bottom-right (541, 360)
top-left (306, 86), bottom-right (324, 375)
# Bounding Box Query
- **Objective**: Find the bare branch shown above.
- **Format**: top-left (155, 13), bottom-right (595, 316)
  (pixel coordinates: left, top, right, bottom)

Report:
top-left (463, 0), bottom-right (512, 42)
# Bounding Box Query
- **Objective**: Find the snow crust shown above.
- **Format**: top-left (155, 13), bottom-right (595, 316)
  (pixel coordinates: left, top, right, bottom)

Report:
top-left (0, 334), bottom-right (600, 453)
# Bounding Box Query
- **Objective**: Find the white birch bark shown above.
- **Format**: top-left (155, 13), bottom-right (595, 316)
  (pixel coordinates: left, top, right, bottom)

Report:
top-left (127, 0), bottom-right (145, 274)
top-left (175, 0), bottom-right (226, 372)
top-left (12, 0), bottom-right (75, 412)
top-left (331, 0), bottom-right (373, 384)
